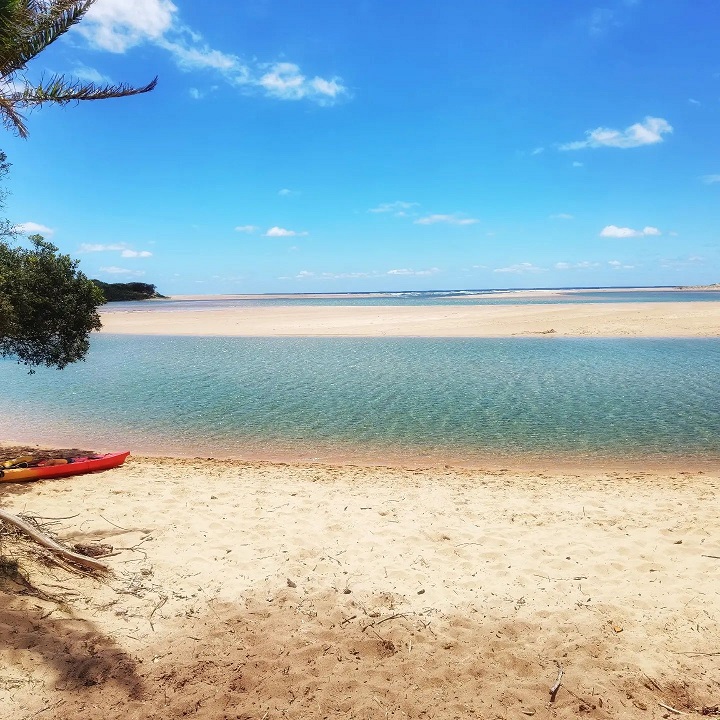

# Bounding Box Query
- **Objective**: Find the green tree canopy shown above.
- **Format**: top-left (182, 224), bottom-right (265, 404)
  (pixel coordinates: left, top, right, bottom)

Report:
top-left (0, 0), bottom-right (156, 137)
top-left (0, 231), bottom-right (104, 369)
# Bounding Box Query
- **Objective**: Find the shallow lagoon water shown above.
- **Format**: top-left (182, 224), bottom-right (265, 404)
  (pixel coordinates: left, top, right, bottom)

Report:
top-left (1, 336), bottom-right (718, 466)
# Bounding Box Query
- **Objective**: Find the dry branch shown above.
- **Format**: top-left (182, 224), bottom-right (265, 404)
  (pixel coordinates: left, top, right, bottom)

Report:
top-left (0, 508), bottom-right (108, 572)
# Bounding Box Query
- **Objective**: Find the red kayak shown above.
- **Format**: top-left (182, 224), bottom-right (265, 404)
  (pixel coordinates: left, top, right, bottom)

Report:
top-left (0, 451), bottom-right (130, 483)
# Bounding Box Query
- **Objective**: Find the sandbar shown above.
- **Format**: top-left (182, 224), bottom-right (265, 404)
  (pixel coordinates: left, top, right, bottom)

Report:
top-left (100, 301), bottom-right (720, 337)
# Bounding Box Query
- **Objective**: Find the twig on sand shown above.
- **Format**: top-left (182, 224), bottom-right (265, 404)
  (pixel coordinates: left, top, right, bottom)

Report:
top-left (99, 514), bottom-right (132, 531)
top-left (362, 612), bottom-right (411, 631)
top-left (149, 594), bottom-right (168, 630)
top-left (0, 508), bottom-right (107, 572)
top-left (658, 701), bottom-right (685, 715)
top-left (701, 555), bottom-right (720, 560)
top-left (549, 662), bottom-right (563, 702)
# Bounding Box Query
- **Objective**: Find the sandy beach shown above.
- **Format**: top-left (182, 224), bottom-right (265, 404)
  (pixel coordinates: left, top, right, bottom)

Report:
top-left (2, 455), bottom-right (719, 719)
top-left (99, 301), bottom-right (720, 337)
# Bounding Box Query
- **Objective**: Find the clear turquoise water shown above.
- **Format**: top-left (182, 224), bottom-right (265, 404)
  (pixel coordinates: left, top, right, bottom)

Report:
top-left (1, 336), bottom-right (718, 466)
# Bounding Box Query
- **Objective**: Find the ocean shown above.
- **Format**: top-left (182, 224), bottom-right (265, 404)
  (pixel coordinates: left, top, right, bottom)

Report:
top-left (1, 333), bottom-right (718, 468)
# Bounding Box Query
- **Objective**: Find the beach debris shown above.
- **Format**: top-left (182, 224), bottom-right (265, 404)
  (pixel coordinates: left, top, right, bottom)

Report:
top-left (549, 661), bottom-right (564, 702)
top-left (286, 578), bottom-right (297, 588)
top-left (73, 542), bottom-right (114, 558)
top-left (658, 701), bottom-right (686, 715)
top-left (0, 508), bottom-right (107, 572)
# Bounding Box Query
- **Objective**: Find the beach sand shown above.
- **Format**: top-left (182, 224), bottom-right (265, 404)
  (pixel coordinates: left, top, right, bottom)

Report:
top-left (2, 455), bottom-right (719, 718)
top-left (99, 301), bottom-right (720, 337)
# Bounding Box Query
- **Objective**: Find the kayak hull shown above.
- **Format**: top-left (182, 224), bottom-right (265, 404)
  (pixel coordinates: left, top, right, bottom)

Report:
top-left (0, 451), bottom-right (130, 483)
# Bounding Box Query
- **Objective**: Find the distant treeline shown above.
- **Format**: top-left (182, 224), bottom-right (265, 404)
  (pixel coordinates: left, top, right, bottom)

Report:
top-left (92, 280), bottom-right (166, 302)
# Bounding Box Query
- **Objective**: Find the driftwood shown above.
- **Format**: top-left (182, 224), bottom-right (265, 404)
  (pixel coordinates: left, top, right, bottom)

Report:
top-left (549, 663), bottom-right (563, 702)
top-left (0, 508), bottom-right (108, 572)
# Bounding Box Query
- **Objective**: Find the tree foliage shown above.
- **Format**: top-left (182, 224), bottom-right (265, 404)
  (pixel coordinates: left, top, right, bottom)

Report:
top-left (92, 280), bottom-right (162, 302)
top-left (0, 0), bottom-right (157, 137)
top-left (0, 232), bottom-right (104, 369)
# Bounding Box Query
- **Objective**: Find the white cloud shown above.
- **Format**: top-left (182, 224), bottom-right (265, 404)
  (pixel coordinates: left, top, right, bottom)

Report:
top-left (555, 261), bottom-right (600, 270)
top-left (572, 161), bottom-right (584, 167)
top-left (15, 221), bottom-right (54, 236)
top-left (560, 116), bottom-right (672, 150)
top-left (278, 188), bottom-right (299, 197)
top-left (386, 267), bottom-right (440, 276)
top-left (368, 201), bottom-right (419, 215)
top-left (701, 175), bottom-right (720, 184)
top-left (531, 147), bottom-right (544, 155)
top-left (70, 64), bottom-right (113, 84)
top-left (493, 262), bottom-right (545, 274)
top-left (608, 260), bottom-right (635, 270)
top-left (265, 226), bottom-right (308, 237)
top-left (80, 0), bottom-right (176, 53)
top-left (689, 98), bottom-right (701, 106)
top-left (600, 225), bottom-right (661, 238)
top-left (550, 213), bottom-right (574, 220)
top-left (121, 249), bottom-right (153, 258)
top-left (414, 214), bottom-right (479, 226)
top-left (99, 266), bottom-right (146, 276)
top-left (234, 225), bottom-right (259, 234)
top-left (78, 243), bottom-right (126, 252)
top-left (77, 0), bottom-right (347, 106)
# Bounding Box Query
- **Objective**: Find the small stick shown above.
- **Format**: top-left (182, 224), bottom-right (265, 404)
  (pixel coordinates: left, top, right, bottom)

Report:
top-left (99, 514), bottom-right (132, 531)
top-left (658, 701), bottom-right (685, 714)
top-left (701, 555), bottom-right (720, 560)
top-left (549, 662), bottom-right (563, 702)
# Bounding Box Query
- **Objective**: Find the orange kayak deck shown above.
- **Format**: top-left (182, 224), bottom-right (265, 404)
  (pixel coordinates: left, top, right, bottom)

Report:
top-left (0, 451), bottom-right (130, 483)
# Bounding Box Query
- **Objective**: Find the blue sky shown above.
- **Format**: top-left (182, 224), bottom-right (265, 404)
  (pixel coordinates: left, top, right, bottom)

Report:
top-left (3, 0), bottom-right (720, 293)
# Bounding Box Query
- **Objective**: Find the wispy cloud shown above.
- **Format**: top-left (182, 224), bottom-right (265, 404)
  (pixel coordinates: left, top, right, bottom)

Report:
top-left (265, 226), bottom-right (308, 237)
top-left (99, 266), bottom-right (145, 276)
top-left (701, 174), bottom-right (720, 184)
top-left (689, 98), bottom-right (701, 106)
top-left (70, 64), bottom-right (113, 84)
top-left (121, 249), bottom-right (153, 258)
top-left (555, 261), bottom-right (600, 270)
top-left (531, 147), bottom-right (544, 155)
top-left (79, 0), bottom-right (348, 106)
top-left (550, 213), bottom-right (574, 220)
top-left (588, 7), bottom-right (616, 36)
top-left (560, 116), bottom-right (672, 150)
top-left (368, 201), bottom-right (419, 215)
top-left (15, 221), bottom-right (54, 236)
top-left (78, 243), bottom-right (126, 252)
top-left (414, 214), bottom-right (478, 226)
top-left (386, 267), bottom-right (440, 276)
top-left (234, 225), bottom-right (259, 234)
top-left (294, 270), bottom-right (376, 280)
top-left (278, 188), bottom-right (300, 197)
top-left (600, 225), bottom-right (661, 238)
top-left (608, 260), bottom-right (635, 270)
top-left (493, 262), bottom-right (545, 274)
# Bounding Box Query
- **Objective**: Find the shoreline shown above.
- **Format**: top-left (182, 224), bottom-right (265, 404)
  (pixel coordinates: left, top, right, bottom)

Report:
top-left (99, 300), bottom-right (720, 337)
top-left (3, 440), bottom-right (719, 474)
